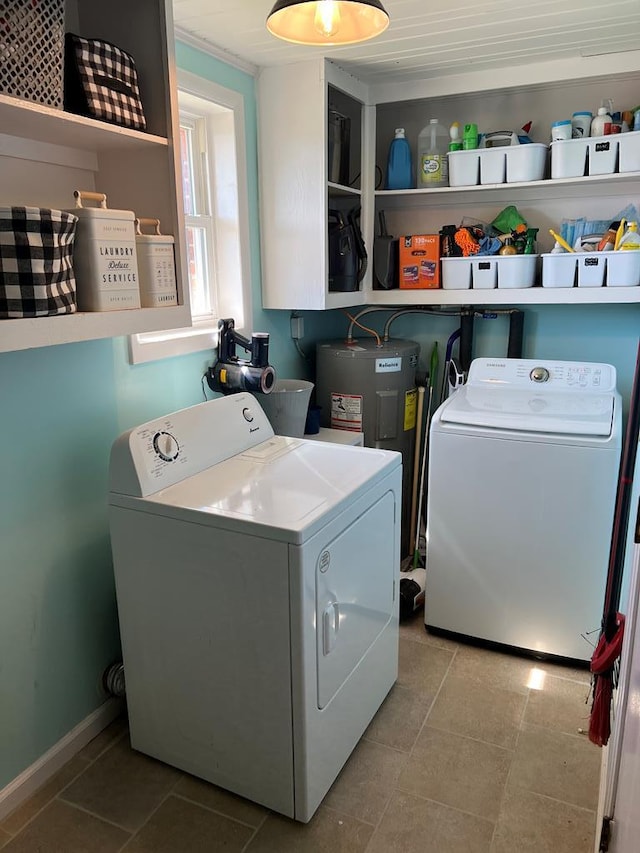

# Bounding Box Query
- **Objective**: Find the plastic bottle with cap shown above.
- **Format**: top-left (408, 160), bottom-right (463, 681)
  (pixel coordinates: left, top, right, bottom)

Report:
top-left (385, 128), bottom-right (413, 190)
top-left (448, 122), bottom-right (463, 152)
top-left (591, 105), bottom-right (613, 137)
top-left (417, 119), bottom-right (449, 188)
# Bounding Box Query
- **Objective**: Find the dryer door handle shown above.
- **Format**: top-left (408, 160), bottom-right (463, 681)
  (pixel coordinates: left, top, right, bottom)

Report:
top-left (322, 601), bottom-right (340, 655)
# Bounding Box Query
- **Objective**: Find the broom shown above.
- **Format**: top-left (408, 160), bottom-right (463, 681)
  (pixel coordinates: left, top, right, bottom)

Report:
top-left (589, 340), bottom-right (640, 747)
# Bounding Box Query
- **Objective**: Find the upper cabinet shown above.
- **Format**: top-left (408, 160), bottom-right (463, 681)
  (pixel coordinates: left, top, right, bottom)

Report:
top-left (257, 53), bottom-right (640, 310)
top-left (257, 59), bottom-right (372, 310)
top-left (0, 0), bottom-right (190, 353)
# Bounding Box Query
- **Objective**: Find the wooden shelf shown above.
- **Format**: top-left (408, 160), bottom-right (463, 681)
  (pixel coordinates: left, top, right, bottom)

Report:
top-left (0, 94), bottom-right (169, 152)
top-left (0, 305), bottom-right (191, 353)
top-left (366, 287), bottom-right (640, 306)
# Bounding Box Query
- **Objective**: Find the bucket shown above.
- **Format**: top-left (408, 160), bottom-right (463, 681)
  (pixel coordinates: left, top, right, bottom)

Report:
top-left (257, 380), bottom-right (314, 438)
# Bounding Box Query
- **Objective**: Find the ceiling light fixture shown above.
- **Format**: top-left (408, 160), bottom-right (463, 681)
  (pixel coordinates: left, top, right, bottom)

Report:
top-left (266, 0), bottom-right (389, 46)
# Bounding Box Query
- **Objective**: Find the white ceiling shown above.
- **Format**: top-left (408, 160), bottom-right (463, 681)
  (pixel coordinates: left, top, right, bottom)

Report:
top-left (172, 0), bottom-right (640, 83)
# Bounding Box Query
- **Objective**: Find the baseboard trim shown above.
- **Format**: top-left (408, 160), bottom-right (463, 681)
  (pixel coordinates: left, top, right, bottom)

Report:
top-left (0, 697), bottom-right (124, 821)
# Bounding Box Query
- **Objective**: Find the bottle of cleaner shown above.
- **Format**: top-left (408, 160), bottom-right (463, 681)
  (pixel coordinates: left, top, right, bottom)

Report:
top-left (417, 119), bottom-right (449, 188)
top-left (385, 128), bottom-right (413, 190)
top-left (618, 221), bottom-right (640, 250)
top-left (591, 106), bottom-right (612, 137)
top-left (499, 236), bottom-right (518, 256)
top-left (448, 122), bottom-right (463, 151)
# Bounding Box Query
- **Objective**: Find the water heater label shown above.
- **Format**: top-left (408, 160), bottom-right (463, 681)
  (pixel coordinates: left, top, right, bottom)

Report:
top-left (404, 388), bottom-right (417, 431)
top-left (330, 393), bottom-right (363, 431)
top-left (376, 357), bottom-right (402, 373)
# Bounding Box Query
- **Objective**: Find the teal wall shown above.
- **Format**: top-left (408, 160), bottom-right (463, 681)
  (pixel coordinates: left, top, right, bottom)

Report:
top-left (0, 42), bottom-right (334, 792)
top-left (1, 37), bottom-right (638, 793)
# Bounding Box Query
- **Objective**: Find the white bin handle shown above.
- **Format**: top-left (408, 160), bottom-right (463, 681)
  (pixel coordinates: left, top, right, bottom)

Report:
top-left (322, 601), bottom-right (340, 656)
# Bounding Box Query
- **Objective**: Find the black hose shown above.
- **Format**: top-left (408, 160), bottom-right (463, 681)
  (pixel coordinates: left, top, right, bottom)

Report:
top-left (507, 311), bottom-right (524, 359)
top-left (459, 310), bottom-right (474, 374)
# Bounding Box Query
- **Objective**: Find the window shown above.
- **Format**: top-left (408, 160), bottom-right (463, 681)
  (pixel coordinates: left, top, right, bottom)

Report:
top-left (129, 70), bottom-right (252, 364)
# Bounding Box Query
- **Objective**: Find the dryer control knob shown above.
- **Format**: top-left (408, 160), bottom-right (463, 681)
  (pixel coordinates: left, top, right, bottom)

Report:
top-left (242, 407), bottom-right (254, 423)
top-left (530, 367), bottom-right (550, 383)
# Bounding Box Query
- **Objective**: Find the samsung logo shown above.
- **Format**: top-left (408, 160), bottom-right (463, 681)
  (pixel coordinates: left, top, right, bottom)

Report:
top-left (486, 362), bottom-right (506, 367)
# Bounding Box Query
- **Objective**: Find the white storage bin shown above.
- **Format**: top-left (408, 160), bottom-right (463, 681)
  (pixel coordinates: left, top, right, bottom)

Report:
top-left (479, 149), bottom-right (506, 184)
top-left (448, 150), bottom-right (480, 187)
top-left (577, 254), bottom-right (605, 287)
top-left (618, 130), bottom-right (640, 173)
top-left (441, 257), bottom-right (472, 289)
top-left (541, 253), bottom-right (577, 288)
top-left (606, 250), bottom-right (640, 287)
top-left (471, 257), bottom-right (498, 289)
top-left (66, 190), bottom-right (140, 312)
top-left (587, 135), bottom-right (618, 176)
top-left (505, 144), bottom-right (548, 183)
top-left (496, 254), bottom-right (538, 289)
top-left (550, 139), bottom-right (588, 179)
top-left (135, 218), bottom-right (178, 308)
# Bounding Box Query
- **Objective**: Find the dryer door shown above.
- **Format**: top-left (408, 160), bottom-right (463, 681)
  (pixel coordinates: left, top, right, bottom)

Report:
top-left (316, 488), bottom-right (396, 709)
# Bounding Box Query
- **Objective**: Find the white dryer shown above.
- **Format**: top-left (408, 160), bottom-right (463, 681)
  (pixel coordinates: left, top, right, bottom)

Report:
top-left (425, 358), bottom-right (622, 662)
top-left (108, 392), bottom-right (401, 822)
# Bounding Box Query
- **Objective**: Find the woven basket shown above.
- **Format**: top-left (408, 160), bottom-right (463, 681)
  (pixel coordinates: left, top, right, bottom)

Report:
top-left (0, 0), bottom-right (65, 108)
top-left (0, 207), bottom-right (78, 319)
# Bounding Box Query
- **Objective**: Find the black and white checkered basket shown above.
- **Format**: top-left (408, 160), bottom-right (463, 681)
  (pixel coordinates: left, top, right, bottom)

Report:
top-left (64, 33), bottom-right (147, 131)
top-left (0, 207), bottom-right (78, 319)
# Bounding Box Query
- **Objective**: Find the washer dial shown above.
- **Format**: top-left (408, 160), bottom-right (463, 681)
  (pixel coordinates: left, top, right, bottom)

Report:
top-left (530, 366), bottom-right (550, 383)
top-left (153, 431), bottom-right (179, 462)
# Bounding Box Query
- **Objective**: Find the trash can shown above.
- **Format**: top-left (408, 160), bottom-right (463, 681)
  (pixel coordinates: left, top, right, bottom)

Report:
top-left (256, 379), bottom-right (314, 438)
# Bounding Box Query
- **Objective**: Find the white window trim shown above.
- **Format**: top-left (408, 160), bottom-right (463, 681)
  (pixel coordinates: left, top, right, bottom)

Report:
top-left (129, 69), bottom-right (253, 364)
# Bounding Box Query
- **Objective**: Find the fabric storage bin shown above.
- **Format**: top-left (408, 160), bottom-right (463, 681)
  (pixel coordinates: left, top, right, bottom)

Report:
top-left (471, 257), bottom-right (498, 289)
top-left (479, 149), bottom-right (506, 184)
top-left (66, 191), bottom-right (140, 311)
top-left (0, 206), bottom-right (78, 318)
top-left (441, 257), bottom-right (472, 289)
top-left (577, 254), bottom-right (605, 287)
top-left (496, 254), bottom-right (538, 289)
top-left (618, 131), bottom-right (640, 173)
top-left (551, 139), bottom-right (588, 179)
top-left (541, 253), bottom-right (577, 287)
top-left (0, 0), bottom-right (64, 108)
top-left (64, 34), bottom-right (147, 131)
top-left (135, 218), bottom-right (178, 307)
top-left (448, 150), bottom-right (480, 187)
top-left (505, 144), bottom-right (548, 183)
top-left (587, 136), bottom-right (618, 176)
top-left (606, 250), bottom-right (640, 287)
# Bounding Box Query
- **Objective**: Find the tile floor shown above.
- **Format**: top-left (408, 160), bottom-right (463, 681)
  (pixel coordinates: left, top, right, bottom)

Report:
top-left (0, 614), bottom-right (601, 853)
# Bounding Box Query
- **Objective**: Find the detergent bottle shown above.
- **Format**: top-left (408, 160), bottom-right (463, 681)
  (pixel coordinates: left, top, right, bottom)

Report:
top-left (417, 119), bottom-right (449, 188)
top-left (385, 127), bottom-right (413, 189)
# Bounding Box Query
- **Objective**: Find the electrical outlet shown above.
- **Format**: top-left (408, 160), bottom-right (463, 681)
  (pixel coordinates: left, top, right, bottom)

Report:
top-left (290, 314), bottom-right (304, 340)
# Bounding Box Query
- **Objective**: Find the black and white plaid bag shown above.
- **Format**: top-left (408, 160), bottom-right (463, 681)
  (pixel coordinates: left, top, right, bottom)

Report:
top-left (64, 33), bottom-right (147, 131)
top-left (0, 207), bottom-right (78, 319)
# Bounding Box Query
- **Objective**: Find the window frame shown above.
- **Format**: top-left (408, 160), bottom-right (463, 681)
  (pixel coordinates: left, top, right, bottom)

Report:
top-left (128, 69), bottom-right (253, 364)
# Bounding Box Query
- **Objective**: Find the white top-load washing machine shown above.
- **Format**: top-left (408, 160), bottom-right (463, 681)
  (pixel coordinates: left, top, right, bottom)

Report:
top-left (425, 358), bottom-right (622, 662)
top-left (108, 392), bottom-right (401, 822)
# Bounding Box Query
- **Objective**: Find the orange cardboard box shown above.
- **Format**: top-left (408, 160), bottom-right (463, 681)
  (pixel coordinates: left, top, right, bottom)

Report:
top-left (399, 234), bottom-right (440, 289)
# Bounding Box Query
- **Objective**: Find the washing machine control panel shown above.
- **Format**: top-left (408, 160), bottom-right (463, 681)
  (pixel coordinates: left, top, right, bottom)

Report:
top-left (468, 358), bottom-right (617, 393)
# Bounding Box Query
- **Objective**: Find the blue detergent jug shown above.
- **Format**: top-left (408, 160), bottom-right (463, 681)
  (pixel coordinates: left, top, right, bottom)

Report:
top-left (386, 128), bottom-right (413, 190)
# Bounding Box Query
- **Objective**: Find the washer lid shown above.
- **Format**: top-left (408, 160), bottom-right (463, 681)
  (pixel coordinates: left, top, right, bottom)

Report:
top-left (440, 384), bottom-right (615, 435)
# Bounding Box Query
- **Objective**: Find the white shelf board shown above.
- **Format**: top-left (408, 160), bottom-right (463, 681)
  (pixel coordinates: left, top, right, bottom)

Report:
top-left (328, 181), bottom-right (362, 197)
top-left (0, 305), bottom-right (192, 353)
top-left (375, 171), bottom-right (640, 206)
top-left (365, 286), bottom-right (640, 306)
top-left (0, 94), bottom-right (169, 152)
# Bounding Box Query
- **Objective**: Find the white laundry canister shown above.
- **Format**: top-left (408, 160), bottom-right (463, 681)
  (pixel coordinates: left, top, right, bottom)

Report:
top-left (67, 190), bottom-right (140, 311)
top-left (134, 218), bottom-right (178, 307)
